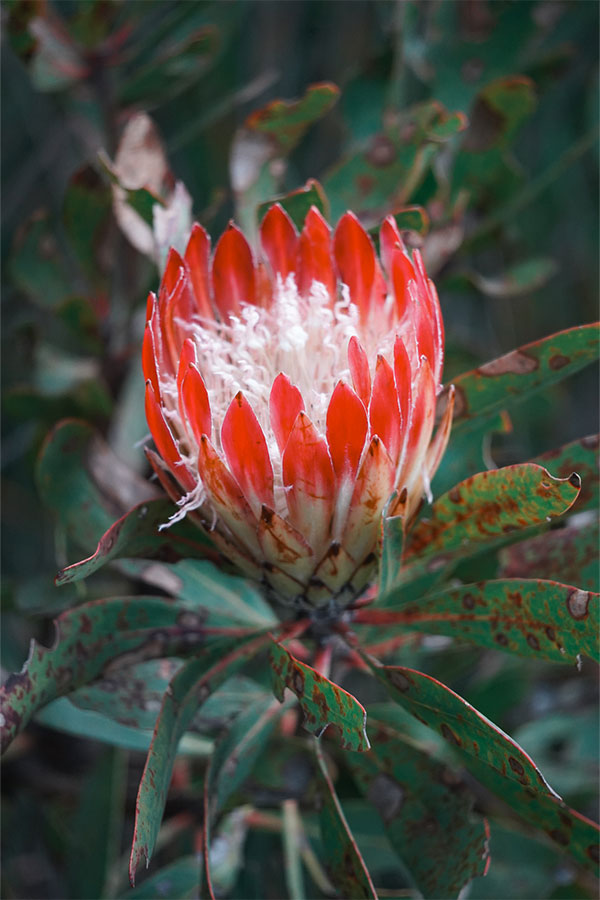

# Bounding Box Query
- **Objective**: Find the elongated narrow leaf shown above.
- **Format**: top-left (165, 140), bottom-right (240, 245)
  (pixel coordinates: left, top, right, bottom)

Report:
top-left (38, 420), bottom-right (212, 578)
top-left (129, 632), bottom-right (270, 884)
top-left (246, 82), bottom-right (340, 154)
top-left (528, 434), bottom-right (599, 514)
top-left (347, 727), bottom-right (489, 899)
top-left (269, 642), bottom-right (369, 751)
top-left (163, 559), bottom-right (277, 628)
top-left (202, 696), bottom-right (287, 898)
top-left (315, 742), bottom-right (377, 899)
top-left (465, 753), bottom-right (600, 875)
top-left (0, 596), bottom-right (226, 752)
top-left (438, 324), bottom-right (600, 435)
top-left (393, 464), bottom-right (580, 591)
top-left (499, 516), bottom-right (600, 592)
top-left (55, 499), bottom-right (216, 585)
top-left (357, 579), bottom-right (599, 664)
top-left (121, 857), bottom-right (199, 900)
top-left (368, 661), bottom-right (560, 798)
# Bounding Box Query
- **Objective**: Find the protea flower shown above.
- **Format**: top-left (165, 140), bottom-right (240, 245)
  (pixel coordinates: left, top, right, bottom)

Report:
top-left (143, 204), bottom-right (453, 611)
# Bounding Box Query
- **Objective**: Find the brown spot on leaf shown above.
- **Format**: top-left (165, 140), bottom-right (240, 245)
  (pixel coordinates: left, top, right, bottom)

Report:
top-left (549, 354), bottom-right (569, 370)
top-left (292, 668), bottom-right (305, 696)
top-left (367, 774), bottom-right (405, 824)
top-left (389, 671), bottom-right (411, 692)
top-left (478, 351), bottom-right (538, 376)
top-left (545, 626), bottom-right (556, 642)
top-left (463, 96), bottom-right (506, 152)
top-left (508, 756), bottom-right (525, 777)
top-left (449, 487), bottom-right (462, 504)
top-left (495, 633), bottom-right (509, 646)
top-left (366, 134), bottom-right (396, 167)
top-left (462, 593), bottom-right (476, 610)
top-left (587, 843), bottom-right (600, 863)
top-left (441, 723), bottom-right (461, 746)
top-left (548, 828), bottom-right (570, 847)
top-left (526, 633), bottom-right (540, 651)
top-left (567, 589), bottom-right (590, 620)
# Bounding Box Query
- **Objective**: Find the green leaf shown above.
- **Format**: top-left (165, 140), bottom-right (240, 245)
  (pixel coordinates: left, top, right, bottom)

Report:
top-left (55, 498), bottom-right (216, 585)
top-left (466, 753), bottom-right (600, 874)
top-left (461, 257), bottom-right (558, 299)
top-left (129, 632), bottom-right (271, 884)
top-left (37, 420), bottom-right (213, 579)
top-left (431, 411), bottom-right (510, 497)
top-left (67, 746), bottom-right (127, 900)
top-left (245, 82), bottom-right (340, 155)
top-left (257, 179), bottom-right (329, 232)
top-left (164, 559), bottom-right (277, 628)
top-left (368, 206), bottom-right (430, 247)
top-left (269, 642), bottom-right (369, 751)
top-left (202, 696), bottom-right (287, 896)
top-left (314, 742), bottom-right (377, 899)
top-left (528, 434), bottom-right (599, 515)
top-left (358, 579), bottom-right (599, 664)
top-left (388, 464), bottom-right (580, 594)
top-left (121, 857), bottom-right (199, 900)
top-left (62, 165), bottom-right (112, 283)
top-left (347, 726), bottom-right (489, 899)
top-left (499, 516), bottom-right (600, 592)
top-left (36, 696), bottom-right (212, 757)
top-left (440, 324), bottom-right (600, 436)
top-left (0, 595), bottom-right (242, 751)
top-left (10, 209), bottom-right (72, 308)
top-left (368, 661), bottom-right (561, 798)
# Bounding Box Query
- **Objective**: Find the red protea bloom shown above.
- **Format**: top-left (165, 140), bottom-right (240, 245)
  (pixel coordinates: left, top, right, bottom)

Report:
top-left (143, 204), bottom-right (453, 610)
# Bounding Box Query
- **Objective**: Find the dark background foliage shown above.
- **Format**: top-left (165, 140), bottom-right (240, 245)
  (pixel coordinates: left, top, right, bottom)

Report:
top-left (1, 1), bottom-right (598, 898)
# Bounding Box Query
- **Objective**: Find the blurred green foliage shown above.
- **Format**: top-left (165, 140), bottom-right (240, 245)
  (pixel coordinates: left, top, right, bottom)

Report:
top-left (1, 1), bottom-right (598, 898)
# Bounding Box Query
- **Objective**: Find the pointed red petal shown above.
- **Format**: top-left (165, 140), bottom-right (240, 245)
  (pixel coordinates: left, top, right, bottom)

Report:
top-left (212, 222), bottom-right (256, 319)
top-left (341, 436), bottom-right (394, 563)
top-left (184, 223), bottom-right (214, 319)
top-left (221, 391), bottom-right (274, 514)
top-left (369, 355), bottom-right (403, 463)
top-left (282, 411), bottom-right (335, 550)
top-left (390, 244), bottom-right (416, 320)
top-left (426, 384), bottom-right (454, 484)
top-left (399, 357), bottom-right (436, 499)
top-left (333, 212), bottom-right (376, 321)
top-left (379, 215), bottom-right (403, 275)
top-left (197, 435), bottom-right (261, 558)
top-left (326, 381), bottom-right (368, 481)
top-left (347, 336), bottom-right (371, 409)
top-left (260, 203), bottom-right (298, 280)
top-left (142, 322), bottom-right (160, 398)
top-left (269, 373), bottom-right (304, 455)
top-left (180, 363), bottom-right (211, 445)
top-left (159, 248), bottom-right (194, 370)
top-left (393, 337), bottom-right (412, 428)
top-left (297, 206), bottom-right (335, 298)
top-left (145, 382), bottom-right (195, 492)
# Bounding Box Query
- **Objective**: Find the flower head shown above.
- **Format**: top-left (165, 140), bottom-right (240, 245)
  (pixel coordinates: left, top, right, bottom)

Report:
top-left (143, 204), bottom-right (453, 610)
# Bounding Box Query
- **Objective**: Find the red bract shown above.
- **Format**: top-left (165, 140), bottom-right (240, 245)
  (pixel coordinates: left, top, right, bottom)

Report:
top-left (143, 204), bottom-right (453, 609)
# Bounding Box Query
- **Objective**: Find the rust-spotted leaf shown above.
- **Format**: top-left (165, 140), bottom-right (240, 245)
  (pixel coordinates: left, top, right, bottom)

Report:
top-left (315, 741), bottom-right (377, 899)
top-left (357, 579), bottom-right (598, 664)
top-left (438, 323), bottom-right (600, 435)
top-left (269, 642), bottom-right (369, 751)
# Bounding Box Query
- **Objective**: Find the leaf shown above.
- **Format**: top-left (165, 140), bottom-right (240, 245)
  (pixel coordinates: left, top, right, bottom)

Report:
top-left (314, 742), bottom-right (377, 899)
top-left (129, 632), bottom-right (271, 884)
top-left (528, 434), bottom-right (599, 515)
top-left (439, 323), bottom-right (600, 436)
top-left (269, 642), bottom-right (369, 751)
top-left (367, 661), bottom-right (561, 799)
top-left (55, 498), bottom-right (216, 585)
top-left (347, 726), bottom-right (489, 899)
top-left (202, 696), bottom-right (287, 897)
top-left (257, 179), bottom-right (329, 232)
top-left (465, 752), bottom-right (600, 874)
top-left (36, 696), bottom-right (212, 757)
top-left (62, 165), bottom-right (112, 283)
top-left (461, 77), bottom-right (537, 153)
top-left (393, 464), bottom-right (581, 591)
top-left (462, 257), bottom-right (558, 299)
top-left (158, 559), bottom-right (277, 628)
top-left (245, 82), bottom-right (340, 155)
top-left (499, 515), bottom-right (600, 592)
top-left (10, 209), bottom-right (72, 308)
top-left (357, 579), bottom-right (599, 664)
top-left (67, 746), bottom-right (126, 900)
top-left (121, 857), bottom-right (199, 900)
top-left (37, 420), bottom-right (213, 580)
top-left (0, 595), bottom-right (242, 752)
top-left (431, 411), bottom-right (510, 497)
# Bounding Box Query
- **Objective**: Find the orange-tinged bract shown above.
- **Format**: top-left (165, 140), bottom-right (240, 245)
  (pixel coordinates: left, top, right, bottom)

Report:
top-left (143, 204), bottom-right (453, 610)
